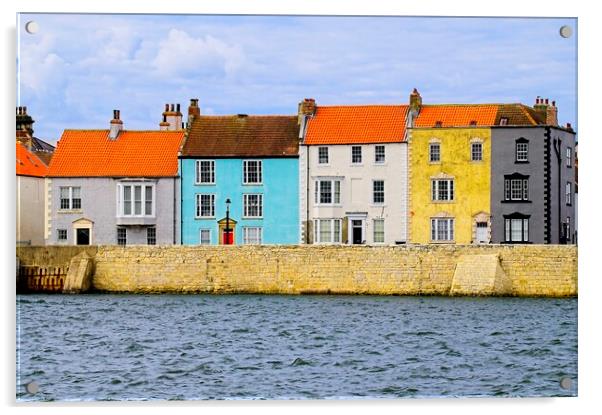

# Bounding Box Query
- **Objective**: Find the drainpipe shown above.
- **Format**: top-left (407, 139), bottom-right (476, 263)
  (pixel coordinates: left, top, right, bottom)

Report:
top-left (552, 133), bottom-right (562, 244)
top-left (306, 146), bottom-right (310, 244)
top-left (179, 158), bottom-right (183, 245)
top-left (173, 175), bottom-right (177, 244)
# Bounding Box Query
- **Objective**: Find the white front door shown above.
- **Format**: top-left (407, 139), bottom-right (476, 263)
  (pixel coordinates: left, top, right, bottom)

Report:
top-left (476, 222), bottom-right (488, 243)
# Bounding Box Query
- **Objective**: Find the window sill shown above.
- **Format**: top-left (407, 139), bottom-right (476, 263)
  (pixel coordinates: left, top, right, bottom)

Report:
top-left (242, 183), bottom-right (263, 186)
top-left (314, 204), bottom-right (343, 207)
top-left (195, 182), bottom-right (216, 186)
top-left (242, 217), bottom-right (264, 220)
top-left (430, 240), bottom-right (455, 244)
top-left (350, 163), bottom-right (364, 167)
top-left (501, 200), bottom-right (532, 204)
top-left (373, 162), bottom-right (387, 166)
top-left (317, 164), bottom-right (330, 167)
top-left (430, 200), bottom-right (455, 204)
top-left (515, 160), bottom-right (529, 164)
top-left (370, 204), bottom-right (386, 207)
top-left (58, 209), bottom-right (83, 214)
top-left (428, 161), bottom-right (441, 165)
top-left (195, 216), bottom-right (216, 220)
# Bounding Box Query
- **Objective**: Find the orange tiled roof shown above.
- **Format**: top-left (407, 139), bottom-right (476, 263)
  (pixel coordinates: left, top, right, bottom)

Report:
top-left (304, 105), bottom-right (409, 145)
top-left (413, 104), bottom-right (500, 127)
top-left (47, 130), bottom-right (184, 177)
top-left (16, 143), bottom-right (49, 177)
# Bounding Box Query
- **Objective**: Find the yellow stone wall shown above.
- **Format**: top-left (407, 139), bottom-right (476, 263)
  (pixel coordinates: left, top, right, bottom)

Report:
top-left (409, 127), bottom-right (491, 244)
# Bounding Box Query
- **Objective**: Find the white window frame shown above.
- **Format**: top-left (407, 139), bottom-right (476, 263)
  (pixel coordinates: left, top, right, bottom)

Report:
top-left (314, 179), bottom-right (341, 205)
top-left (566, 147), bottom-right (572, 167)
top-left (504, 218), bottom-right (529, 242)
top-left (351, 146), bottom-right (362, 164)
top-left (195, 160), bottom-right (215, 184)
top-left (429, 143), bottom-right (441, 163)
top-left (242, 227), bottom-right (263, 245)
top-left (566, 182), bottom-right (572, 205)
top-left (372, 180), bottom-right (385, 205)
top-left (431, 218), bottom-right (454, 242)
top-left (59, 186), bottom-right (81, 210)
top-left (373, 219), bottom-right (385, 244)
top-left (318, 147), bottom-right (329, 164)
top-left (199, 229), bottom-right (211, 245)
top-left (431, 179), bottom-right (454, 201)
top-left (242, 160), bottom-right (263, 185)
top-left (57, 229), bottom-right (68, 241)
top-left (471, 142), bottom-right (483, 161)
top-left (117, 183), bottom-right (156, 217)
top-left (313, 218), bottom-right (342, 244)
top-left (195, 194), bottom-right (216, 218)
top-left (516, 142), bottom-right (528, 162)
top-left (243, 194), bottom-right (263, 218)
top-left (374, 145), bottom-right (386, 164)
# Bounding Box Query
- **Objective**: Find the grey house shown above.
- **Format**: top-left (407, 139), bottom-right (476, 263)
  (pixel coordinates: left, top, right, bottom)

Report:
top-left (46, 108), bottom-right (185, 245)
top-left (491, 98), bottom-right (576, 244)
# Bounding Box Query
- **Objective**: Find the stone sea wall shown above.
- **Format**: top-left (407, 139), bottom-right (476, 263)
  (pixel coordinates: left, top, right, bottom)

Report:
top-left (16, 245), bottom-right (577, 297)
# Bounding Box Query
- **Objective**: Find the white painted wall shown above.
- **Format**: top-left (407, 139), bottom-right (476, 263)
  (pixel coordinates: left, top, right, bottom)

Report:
top-left (16, 175), bottom-right (46, 245)
top-left (302, 143), bottom-right (408, 245)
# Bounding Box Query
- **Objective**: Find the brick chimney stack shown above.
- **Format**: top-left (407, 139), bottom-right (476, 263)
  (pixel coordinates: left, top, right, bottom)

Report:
top-left (161, 103), bottom-right (183, 131)
top-left (407, 88), bottom-right (423, 128)
top-left (297, 98), bottom-right (316, 125)
top-left (533, 96), bottom-right (558, 126)
top-left (16, 106), bottom-right (35, 136)
top-left (109, 109), bottom-right (123, 140)
top-left (187, 98), bottom-right (201, 126)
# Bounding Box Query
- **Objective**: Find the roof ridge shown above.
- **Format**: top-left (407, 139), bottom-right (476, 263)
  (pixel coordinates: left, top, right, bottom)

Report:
top-left (316, 104), bottom-right (409, 108)
top-left (198, 114), bottom-right (296, 118)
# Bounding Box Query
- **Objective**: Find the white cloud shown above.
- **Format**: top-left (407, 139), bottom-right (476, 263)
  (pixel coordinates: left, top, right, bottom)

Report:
top-left (151, 29), bottom-right (244, 77)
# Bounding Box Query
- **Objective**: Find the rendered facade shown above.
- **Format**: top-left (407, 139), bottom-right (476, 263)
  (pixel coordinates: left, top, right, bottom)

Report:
top-left (180, 101), bottom-right (300, 245)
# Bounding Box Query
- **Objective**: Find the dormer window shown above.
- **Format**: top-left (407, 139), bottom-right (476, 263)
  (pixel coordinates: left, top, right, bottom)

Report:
top-left (500, 117), bottom-right (509, 126)
top-left (434, 121), bottom-right (443, 128)
top-left (469, 120), bottom-right (477, 126)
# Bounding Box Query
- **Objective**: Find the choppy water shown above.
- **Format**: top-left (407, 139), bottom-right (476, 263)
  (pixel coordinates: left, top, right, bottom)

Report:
top-left (16, 295), bottom-right (577, 401)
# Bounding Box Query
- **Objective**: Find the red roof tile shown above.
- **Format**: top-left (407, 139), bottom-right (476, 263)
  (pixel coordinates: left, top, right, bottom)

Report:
top-left (47, 130), bottom-right (184, 177)
top-left (413, 104), bottom-right (500, 127)
top-left (304, 105), bottom-right (408, 145)
top-left (16, 143), bottom-right (48, 177)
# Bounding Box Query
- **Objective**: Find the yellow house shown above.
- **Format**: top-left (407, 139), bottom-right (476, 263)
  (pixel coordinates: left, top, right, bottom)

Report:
top-left (408, 99), bottom-right (498, 244)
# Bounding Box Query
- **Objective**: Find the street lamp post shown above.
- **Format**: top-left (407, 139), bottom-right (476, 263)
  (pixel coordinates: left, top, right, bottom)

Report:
top-left (225, 198), bottom-right (231, 245)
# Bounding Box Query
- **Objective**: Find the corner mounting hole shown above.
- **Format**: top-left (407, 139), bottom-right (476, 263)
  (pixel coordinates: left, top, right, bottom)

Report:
top-left (559, 25), bottom-right (572, 38)
top-left (25, 21), bottom-right (39, 34)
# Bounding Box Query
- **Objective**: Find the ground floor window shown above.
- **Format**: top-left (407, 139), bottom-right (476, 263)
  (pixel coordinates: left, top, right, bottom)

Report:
top-left (373, 219), bottom-right (385, 243)
top-left (243, 227), bottom-right (262, 245)
top-left (147, 227), bottom-right (156, 245)
top-left (314, 219), bottom-right (341, 244)
top-left (117, 227), bottom-right (127, 246)
top-left (504, 215), bottom-right (529, 243)
top-left (199, 229), bottom-right (211, 245)
top-left (431, 218), bottom-right (454, 242)
top-left (57, 229), bottom-right (67, 241)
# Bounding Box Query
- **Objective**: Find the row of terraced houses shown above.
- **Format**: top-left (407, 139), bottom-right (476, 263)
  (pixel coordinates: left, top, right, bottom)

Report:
top-left (16, 90), bottom-right (577, 247)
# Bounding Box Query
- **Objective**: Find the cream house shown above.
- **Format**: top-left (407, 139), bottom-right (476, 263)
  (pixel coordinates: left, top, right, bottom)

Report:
top-left (298, 98), bottom-right (409, 245)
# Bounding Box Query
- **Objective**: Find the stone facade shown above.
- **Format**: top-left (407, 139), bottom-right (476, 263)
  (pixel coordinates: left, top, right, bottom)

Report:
top-left (17, 245), bottom-right (576, 297)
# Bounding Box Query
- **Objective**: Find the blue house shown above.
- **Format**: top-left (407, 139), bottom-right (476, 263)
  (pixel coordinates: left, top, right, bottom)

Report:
top-left (180, 101), bottom-right (299, 245)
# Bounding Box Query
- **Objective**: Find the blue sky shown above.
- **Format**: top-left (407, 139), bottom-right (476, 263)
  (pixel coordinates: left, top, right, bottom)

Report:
top-left (17, 14), bottom-right (577, 142)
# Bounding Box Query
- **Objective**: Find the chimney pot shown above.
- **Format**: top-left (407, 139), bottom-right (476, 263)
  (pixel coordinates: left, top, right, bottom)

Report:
top-left (552, 100), bottom-right (556, 107)
top-left (545, 98), bottom-right (549, 105)
top-left (170, 104), bottom-right (175, 112)
top-left (165, 103), bottom-right (169, 112)
top-left (177, 103), bottom-right (181, 113)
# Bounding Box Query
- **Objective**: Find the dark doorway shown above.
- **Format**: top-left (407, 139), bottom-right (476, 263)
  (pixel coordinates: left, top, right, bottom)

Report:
top-left (352, 220), bottom-right (363, 244)
top-left (76, 228), bottom-right (90, 245)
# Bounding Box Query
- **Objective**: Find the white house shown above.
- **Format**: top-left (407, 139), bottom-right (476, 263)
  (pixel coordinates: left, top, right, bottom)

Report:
top-left (298, 98), bottom-right (410, 245)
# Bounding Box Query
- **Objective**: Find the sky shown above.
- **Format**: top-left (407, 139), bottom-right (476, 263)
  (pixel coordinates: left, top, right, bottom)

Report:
top-left (17, 14), bottom-right (577, 143)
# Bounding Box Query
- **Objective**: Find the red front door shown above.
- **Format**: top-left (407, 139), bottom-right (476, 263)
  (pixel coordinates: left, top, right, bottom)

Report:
top-left (222, 230), bottom-right (234, 245)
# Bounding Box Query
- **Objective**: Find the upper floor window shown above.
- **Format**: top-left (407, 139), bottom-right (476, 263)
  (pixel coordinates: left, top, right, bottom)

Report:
top-left (243, 160), bottom-right (262, 184)
top-left (431, 179), bottom-right (454, 201)
top-left (515, 138), bottom-right (529, 162)
top-left (119, 183), bottom-right (154, 217)
top-left (351, 146), bottom-right (362, 164)
top-left (566, 182), bottom-right (572, 205)
top-left (429, 143), bottom-right (441, 163)
top-left (471, 142), bottom-right (483, 161)
top-left (314, 179), bottom-right (341, 205)
top-left (196, 194), bottom-right (215, 218)
top-left (243, 194), bottom-right (263, 218)
top-left (375, 145), bottom-right (385, 164)
top-left (566, 147), bottom-right (572, 167)
top-left (373, 180), bottom-right (385, 204)
top-left (196, 160), bottom-right (215, 184)
top-left (504, 174), bottom-right (529, 201)
top-left (60, 186), bottom-right (81, 210)
top-left (318, 147), bottom-right (329, 164)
